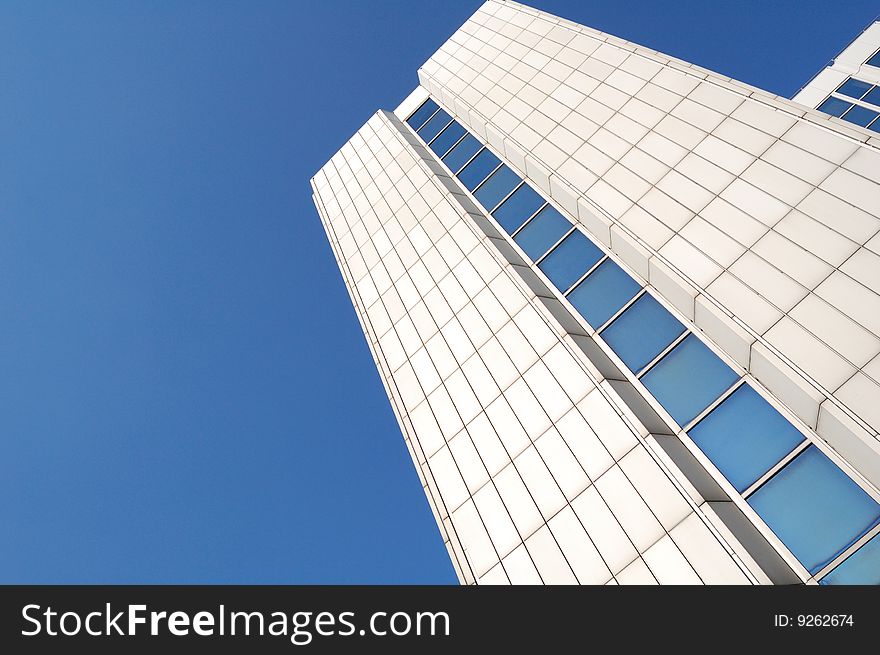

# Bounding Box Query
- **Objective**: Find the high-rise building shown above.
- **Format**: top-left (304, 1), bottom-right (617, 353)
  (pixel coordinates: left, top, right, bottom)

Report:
top-left (310, 1), bottom-right (880, 585)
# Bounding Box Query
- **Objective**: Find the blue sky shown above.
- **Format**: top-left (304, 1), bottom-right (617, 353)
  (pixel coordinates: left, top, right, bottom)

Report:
top-left (0, 0), bottom-right (876, 583)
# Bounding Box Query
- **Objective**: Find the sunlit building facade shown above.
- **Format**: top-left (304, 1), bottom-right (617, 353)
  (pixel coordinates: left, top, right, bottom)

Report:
top-left (311, 1), bottom-right (880, 584)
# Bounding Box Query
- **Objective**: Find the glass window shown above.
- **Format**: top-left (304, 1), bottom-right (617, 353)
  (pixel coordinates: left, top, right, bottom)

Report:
top-left (868, 49), bottom-right (880, 68)
top-left (538, 230), bottom-right (603, 292)
top-left (870, 120), bottom-right (880, 134)
top-left (473, 165), bottom-right (521, 212)
top-left (417, 108), bottom-right (452, 143)
top-left (842, 104), bottom-right (879, 127)
top-left (567, 259), bottom-right (641, 329)
top-left (863, 86), bottom-right (880, 107)
top-left (406, 99), bottom-right (439, 131)
top-left (688, 384), bottom-right (805, 493)
top-left (513, 204), bottom-right (572, 261)
top-left (442, 134), bottom-right (482, 174)
top-left (836, 77), bottom-right (872, 99)
top-left (748, 446), bottom-right (880, 575)
top-left (820, 533), bottom-right (880, 585)
top-left (492, 184), bottom-right (545, 234)
top-left (429, 121), bottom-right (466, 158)
top-left (601, 294), bottom-right (685, 373)
top-left (457, 148), bottom-right (501, 191)
top-left (817, 96), bottom-right (853, 117)
top-left (640, 334), bottom-right (739, 427)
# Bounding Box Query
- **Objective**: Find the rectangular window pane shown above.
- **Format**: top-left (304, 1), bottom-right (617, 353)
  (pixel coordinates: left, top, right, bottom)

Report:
top-left (749, 446), bottom-right (880, 575)
top-left (473, 165), bottom-right (521, 212)
top-left (688, 384), bottom-right (805, 493)
top-left (512, 204), bottom-right (572, 261)
top-left (863, 86), bottom-right (880, 107)
top-left (406, 98), bottom-right (439, 131)
top-left (538, 230), bottom-right (603, 292)
top-left (429, 121), bottom-right (466, 158)
top-left (442, 134), bottom-right (482, 174)
top-left (640, 333), bottom-right (739, 427)
top-left (817, 96), bottom-right (853, 117)
top-left (567, 259), bottom-right (641, 329)
top-left (868, 50), bottom-right (880, 67)
top-left (417, 108), bottom-right (452, 143)
top-left (836, 78), bottom-right (872, 99)
top-left (870, 120), bottom-right (880, 134)
top-left (600, 294), bottom-right (685, 373)
top-left (491, 184), bottom-right (545, 234)
top-left (457, 148), bottom-right (501, 191)
top-left (842, 104), bottom-right (879, 127)
top-left (821, 533), bottom-right (880, 585)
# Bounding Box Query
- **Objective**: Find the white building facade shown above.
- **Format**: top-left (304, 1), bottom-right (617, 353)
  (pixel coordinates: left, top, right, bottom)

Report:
top-left (793, 19), bottom-right (880, 131)
top-left (311, 1), bottom-right (880, 585)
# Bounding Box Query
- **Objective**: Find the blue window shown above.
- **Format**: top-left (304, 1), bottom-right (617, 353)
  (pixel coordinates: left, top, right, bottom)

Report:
top-left (473, 166), bottom-right (521, 212)
top-left (821, 533), bottom-right (880, 585)
top-left (417, 108), bottom-right (452, 143)
top-left (641, 334), bottom-right (739, 427)
top-left (406, 99), bottom-right (439, 131)
top-left (538, 230), bottom-right (603, 292)
top-left (429, 121), bottom-right (466, 158)
top-left (457, 148), bottom-right (501, 191)
top-left (513, 204), bottom-right (572, 261)
top-left (688, 384), bottom-right (805, 493)
top-left (871, 121), bottom-right (880, 134)
top-left (492, 184), bottom-right (545, 234)
top-left (836, 78), bottom-right (872, 99)
top-left (842, 104), bottom-right (879, 127)
top-left (442, 134), bottom-right (482, 174)
top-left (817, 97), bottom-right (853, 117)
top-left (749, 446), bottom-right (880, 575)
top-left (601, 294), bottom-right (685, 373)
top-left (864, 86), bottom-right (880, 107)
top-left (868, 49), bottom-right (880, 68)
top-left (567, 260), bottom-right (641, 329)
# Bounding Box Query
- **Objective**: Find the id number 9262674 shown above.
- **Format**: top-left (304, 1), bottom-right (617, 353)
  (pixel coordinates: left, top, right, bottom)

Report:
top-left (773, 614), bottom-right (854, 628)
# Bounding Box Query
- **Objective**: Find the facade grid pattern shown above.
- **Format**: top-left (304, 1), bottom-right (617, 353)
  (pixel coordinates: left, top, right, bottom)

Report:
top-left (402, 94), bottom-right (880, 582)
top-left (417, 0), bottom-right (880, 493)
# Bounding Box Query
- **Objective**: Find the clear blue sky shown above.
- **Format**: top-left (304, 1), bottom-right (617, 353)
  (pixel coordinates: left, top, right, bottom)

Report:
top-left (0, 0), bottom-right (875, 583)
